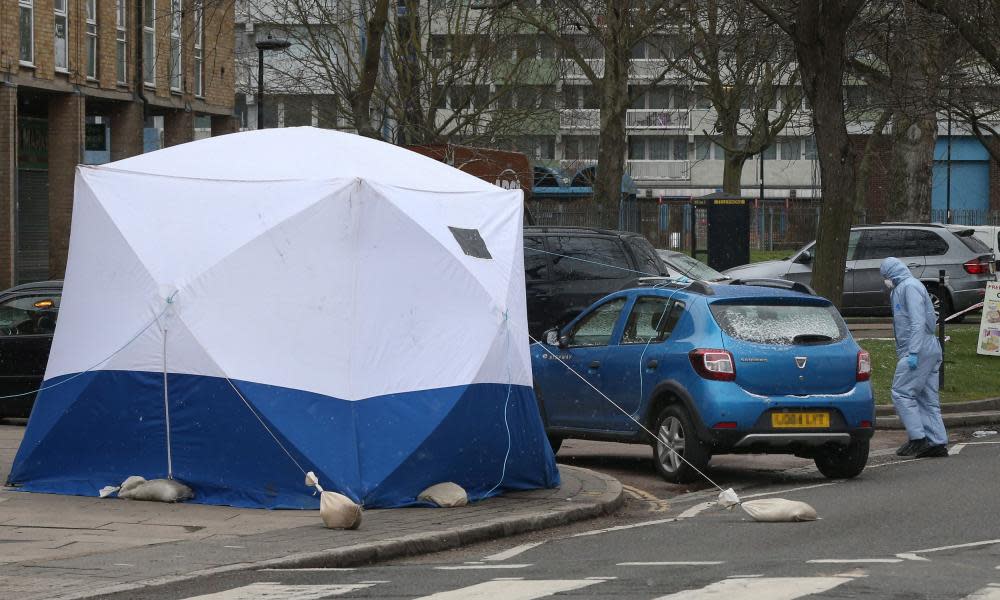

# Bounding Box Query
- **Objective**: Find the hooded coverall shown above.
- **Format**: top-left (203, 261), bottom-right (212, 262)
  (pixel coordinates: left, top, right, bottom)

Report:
top-left (879, 257), bottom-right (947, 446)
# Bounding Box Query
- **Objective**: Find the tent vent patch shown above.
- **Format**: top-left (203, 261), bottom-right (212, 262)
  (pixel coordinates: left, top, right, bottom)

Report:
top-left (448, 227), bottom-right (492, 259)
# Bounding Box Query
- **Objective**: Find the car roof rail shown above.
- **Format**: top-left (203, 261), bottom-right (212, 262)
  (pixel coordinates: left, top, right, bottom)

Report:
top-left (636, 276), bottom-right (714, 295)
top-left (877, 222), bottom-right (945, 228)
top-left (727, 277), bottom-right (816, 295)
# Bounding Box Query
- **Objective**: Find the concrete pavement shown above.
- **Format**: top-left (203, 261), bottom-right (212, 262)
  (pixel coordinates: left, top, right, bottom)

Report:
top-left (0, 423), bottom-right (623, 600)
top-left (876, 397), bottom-right (1000, 430)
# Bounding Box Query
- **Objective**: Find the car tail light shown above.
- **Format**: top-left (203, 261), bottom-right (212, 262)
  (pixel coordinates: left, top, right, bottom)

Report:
top-left (713, 421), bottom-right (738, 429)
top-left (964, 258), bottom-right (991, 275)
top-left (857, 350), bottom-right (871, 382)
top-left (860, 420), bottom-right (873, 428)
top-left (689, 349), bottom-right (736, 381)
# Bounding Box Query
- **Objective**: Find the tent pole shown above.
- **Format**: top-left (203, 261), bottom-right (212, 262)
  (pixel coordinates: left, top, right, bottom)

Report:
top-left (163, 327), bottom-right (173, 480)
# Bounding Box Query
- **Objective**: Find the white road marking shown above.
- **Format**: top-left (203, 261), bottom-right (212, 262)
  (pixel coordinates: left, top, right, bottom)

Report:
top-left (222, 545), bottom-right (245, 549)
top-left (727, 574), bottom-right (764, 578)
top-left (434, 563), bottom-right (532, 570)
top-left (678, 502), bottom-right (715, 519)
top-left (965, 441), bottom-right (1000, 445)
top-left (586, 576), bottom-right (617, 580)
top-left (910, 539), bottom-right (1000, 555)
top-left (483, 541), bottom-right (546, 562)
top-left (618, 561), bottom-right (725, 566)
top-left (807, 559), bottom-right (902, 564)
top-left (571, 517), bottom-right (676, 537)
top-left (414, 579), bottom-right (602, 599)
top-left (951, 443), bottom-right (966, 455)
top-left (896, 553), bottom-right (931, 562)
top-left (180, 582), bottom-right (375, 599)
top-left (963, 583), bottom-right (1000, 599)
top-left (111, 563), bottom-right (134, 567)
top-left (652, 576), bottom-right (854, 600)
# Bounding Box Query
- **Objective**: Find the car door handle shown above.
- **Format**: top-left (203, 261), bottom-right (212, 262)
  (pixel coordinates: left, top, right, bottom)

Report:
top-left (646, 359), bottom-right (659, 369)
top-left (907, 262), bottom-right (920, 268)
top-left (588, 361), bottom-right (601, 369)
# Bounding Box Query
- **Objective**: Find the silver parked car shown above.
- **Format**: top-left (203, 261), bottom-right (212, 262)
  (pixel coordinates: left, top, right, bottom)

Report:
top-left (723, 224), bottom-right (995, 318)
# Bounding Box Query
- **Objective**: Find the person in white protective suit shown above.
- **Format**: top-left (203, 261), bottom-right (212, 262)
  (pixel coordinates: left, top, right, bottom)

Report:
top-left (880, 257), bottom-right (949, 458)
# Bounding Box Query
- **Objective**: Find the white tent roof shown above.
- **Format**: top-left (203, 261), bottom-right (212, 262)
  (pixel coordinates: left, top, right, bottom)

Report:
top-left (49, 127), bottom-right (531, 402)
top-left (111, 126), bottom-right (499, 190)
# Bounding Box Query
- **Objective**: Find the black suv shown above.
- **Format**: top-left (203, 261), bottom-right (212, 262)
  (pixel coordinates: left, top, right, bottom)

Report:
top-left (524, 226), bottom-right (668, 337)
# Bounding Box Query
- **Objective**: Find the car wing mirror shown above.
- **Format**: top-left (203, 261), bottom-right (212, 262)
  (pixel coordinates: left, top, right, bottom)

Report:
top-left (544, 328), bottom-right (567, 348)
top-left (796, 250), bottom-right (812, 264)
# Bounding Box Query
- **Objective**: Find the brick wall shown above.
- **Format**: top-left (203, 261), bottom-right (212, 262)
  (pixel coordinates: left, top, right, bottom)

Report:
top-left (47, 93), bottom-right (84, 279)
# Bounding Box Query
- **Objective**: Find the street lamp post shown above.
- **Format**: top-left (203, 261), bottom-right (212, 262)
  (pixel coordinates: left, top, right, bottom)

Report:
top-left (255, 36), bottom-right (291, 130)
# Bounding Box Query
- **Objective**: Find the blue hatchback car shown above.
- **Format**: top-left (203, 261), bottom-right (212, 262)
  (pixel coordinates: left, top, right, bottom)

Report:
top-left (531, 280), bottom-right (875, 483)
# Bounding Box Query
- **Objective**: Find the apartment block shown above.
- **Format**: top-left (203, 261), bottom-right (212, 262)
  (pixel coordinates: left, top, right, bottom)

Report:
top-left (0, 0), bottom-right (236, 287)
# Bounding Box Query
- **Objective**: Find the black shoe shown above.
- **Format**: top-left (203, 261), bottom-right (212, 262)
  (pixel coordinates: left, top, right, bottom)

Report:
top-left (896, 438), bottom-right (926, 457)
top-left (916, 444), bottom-right (949, 458)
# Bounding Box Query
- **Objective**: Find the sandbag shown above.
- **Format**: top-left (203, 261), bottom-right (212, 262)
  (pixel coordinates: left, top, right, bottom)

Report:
top-left (740, 498), bottom-right (817, 522)
top-left (418, 482), bottom-right (468, 508)
top-left (320, 491), bottom-right (363, 529)
top-left (118, 477), bottom-right (194, 503)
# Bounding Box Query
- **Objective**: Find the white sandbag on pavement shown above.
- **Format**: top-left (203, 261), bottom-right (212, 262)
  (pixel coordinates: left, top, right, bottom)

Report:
top-left (116, 476), bottom-right (194, 503)
top-left (320, 491), bottom-right (363, 529)
top-left (304, 471), bottom-right (362, 530)
top-left (418, 482), bottom-right (469, 507)
top-left (740, 498), bottom-right (818, 522)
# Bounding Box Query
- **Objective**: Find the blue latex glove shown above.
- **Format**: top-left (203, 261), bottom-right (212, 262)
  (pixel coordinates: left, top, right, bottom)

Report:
top-left (907, 353), bottom-right (918, 370)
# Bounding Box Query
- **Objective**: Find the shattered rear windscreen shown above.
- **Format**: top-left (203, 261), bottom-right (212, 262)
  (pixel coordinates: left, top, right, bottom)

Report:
top-left (710, 303), bottom-right (847, 345)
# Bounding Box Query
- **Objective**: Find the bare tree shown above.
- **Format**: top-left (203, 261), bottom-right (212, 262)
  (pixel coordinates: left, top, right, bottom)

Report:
top-left (848, 0), bottom-right (964, 221)
top-left (749, 0), bottom-right (868, 306)
top-left (913, 0), bottom-right (1000, 75)
top-left (683, 0), bottom-right (804, 195)
top-left (473, 0), bottom-right (685, 227)
top-left (240, 0), bottom-right (557, 145)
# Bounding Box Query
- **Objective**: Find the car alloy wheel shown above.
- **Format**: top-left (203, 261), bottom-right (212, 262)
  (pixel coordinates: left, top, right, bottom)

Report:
top-left (652, 404), bottom-right (711, 483)
top-left (657, 416), bottom-right (686, 475)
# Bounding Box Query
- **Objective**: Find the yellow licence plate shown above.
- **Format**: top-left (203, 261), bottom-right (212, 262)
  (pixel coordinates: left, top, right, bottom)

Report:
top-left (771, 412), bottom-right (830, 428)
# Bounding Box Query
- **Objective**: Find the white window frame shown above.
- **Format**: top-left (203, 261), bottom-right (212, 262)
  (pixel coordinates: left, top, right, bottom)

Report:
top-left (116, 0), bottom-right (127, 84)
top-left (53, 0), bottom-right (68, 72)
top-left (169, 0), bottom-right (182, 91)
top-left (85, 0), bottom-right (98, 79)
top-left (194, 4), bottom-right (204, 97)
top-left (18, 0), bottom-right (33, 65)
top-left (143, 0), bottom-right (155, 86)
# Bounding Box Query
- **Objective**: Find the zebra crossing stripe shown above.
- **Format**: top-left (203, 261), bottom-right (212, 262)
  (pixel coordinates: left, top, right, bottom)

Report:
top-left (414, 579), bottom-right (603, 600)
top-left (180, 582), bottom-right (376, 599)
top-left (652, 576), bottom-right (855, 600)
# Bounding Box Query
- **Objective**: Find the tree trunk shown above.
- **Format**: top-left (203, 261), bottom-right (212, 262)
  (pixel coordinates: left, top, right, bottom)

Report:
top-left (885, 112), bottom-right (937, 222)
top-left (722, 152), bottom-right (747, 195)
top-left (353, 0), bottom-right (391, 139)
top-left (796, 21), bottom-right (857, 307)
top-left (592, 31), bottom-right (629, 230)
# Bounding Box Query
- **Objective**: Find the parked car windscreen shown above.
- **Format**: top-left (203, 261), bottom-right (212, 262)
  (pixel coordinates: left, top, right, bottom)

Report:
top-left (663, 252), bottom-right (727, 281)
top-left (710, 302), bottom-right (848, 345)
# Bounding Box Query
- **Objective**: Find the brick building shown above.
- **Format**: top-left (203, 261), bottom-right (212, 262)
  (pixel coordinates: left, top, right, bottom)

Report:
top-left (1, 0), bottom-right (235, 286)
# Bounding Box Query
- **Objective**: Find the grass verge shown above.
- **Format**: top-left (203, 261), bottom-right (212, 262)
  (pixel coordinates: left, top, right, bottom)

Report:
top-left (859, 325), bottom-right (1000, 404)
top-left (750, 249), bottom-right (793, 263)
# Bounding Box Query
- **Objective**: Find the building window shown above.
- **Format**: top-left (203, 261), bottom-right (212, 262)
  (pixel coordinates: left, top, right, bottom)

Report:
top-left (18, 0), bottom-right (33, 64)
top-left (85, 0), bottom-right (98, 79)
top-left (778, 137), bottom-right (801, 160)
top-left (169, 0), bottom-right (182, 91)
top-left (804, 136), bottom-right (818, 160)
top-left (194, 4), bottom-right (204, 96)
top-left (143, 0), bottom-right (155, 85)
top-left (116, 0), bottom-right (127, 83)
top-left (54, 0), bottom-right (68, 71)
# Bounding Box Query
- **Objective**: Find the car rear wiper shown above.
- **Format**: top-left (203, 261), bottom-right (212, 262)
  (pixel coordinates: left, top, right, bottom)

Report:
top-left (793, 334), bottom-right (834, 344)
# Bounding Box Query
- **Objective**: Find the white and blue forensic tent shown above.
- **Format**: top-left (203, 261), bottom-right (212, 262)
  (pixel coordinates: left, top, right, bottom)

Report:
top-left (9, 127), bottom-right (559, 509)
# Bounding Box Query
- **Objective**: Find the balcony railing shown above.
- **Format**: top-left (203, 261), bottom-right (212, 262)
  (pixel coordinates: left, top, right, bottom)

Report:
top-left (560, 109), bottom-right (690, 130)
top-left (560, 109), bottom-right (601, 130)
top-left (626, 109), bottom-right (689, 130)
top-left (559, 159), bottom-right (599, 171)
top-left (627, 160), bottom-right (690, 181)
